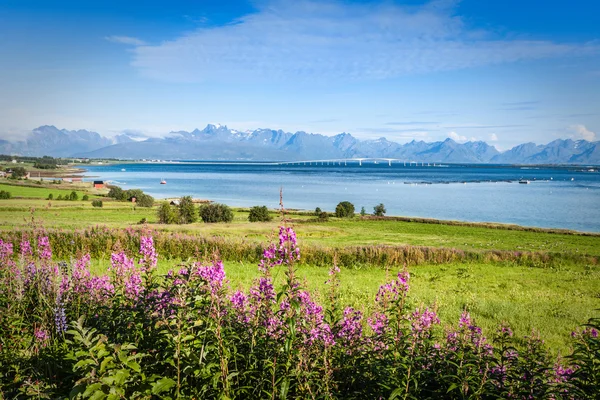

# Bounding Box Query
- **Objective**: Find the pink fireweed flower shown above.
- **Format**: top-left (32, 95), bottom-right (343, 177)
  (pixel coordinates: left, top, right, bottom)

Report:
top-left (336, 307), bottom-right (363, 344)
top-left (20, 239), bottom-right (32, 258)
top-left (139, 236), bottom-right (157, 271)
top-left (109, 252), bottom-right (136, 284)
top-left (250, 277), bottom-right (276, 304)
top-left (258, 226), bottom-right (301, 272)
top-left (37, 236), bottom-right (52, 261)
top-left (34, 328), bottom-right (50, 346)
top-left (410, 307), bottom-right (440, 334)
top-left (0, 239), bottom-right (14, 263)
top-left (368, 312), bottom-right (389, 336)
top-left (375, 270), bottom-right (410, 308)
top-left (196, 260), bottom-right (226, 294)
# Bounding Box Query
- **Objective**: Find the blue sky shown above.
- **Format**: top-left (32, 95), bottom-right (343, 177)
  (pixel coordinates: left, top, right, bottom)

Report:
top-left (1, 0), bottom-right (599, 149)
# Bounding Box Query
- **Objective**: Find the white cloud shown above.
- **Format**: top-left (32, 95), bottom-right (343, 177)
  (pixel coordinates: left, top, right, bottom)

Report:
top-left (106, 36), bottom-right (147, 46)
top-left (448, 131), bottom-right (467, 142)
top-left (127, 0), bottom-right (599, 83)
top-left (489, 133), bottom-right (498, 141)
top-left (569, 124), bottom-right (597, 141)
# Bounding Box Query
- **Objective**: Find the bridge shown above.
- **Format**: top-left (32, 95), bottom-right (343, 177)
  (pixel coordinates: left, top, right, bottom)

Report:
top-left (275, 158), bottom-right (440, 167)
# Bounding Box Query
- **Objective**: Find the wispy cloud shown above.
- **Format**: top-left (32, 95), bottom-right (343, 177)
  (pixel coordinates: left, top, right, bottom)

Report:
top-left (127, 0), bottom-right (599, 83)
top-left (489, 133), bottom-right (498, 141)
top-left (385, 121), bottom-right (439, 125)
top-left (444, 124), bottom-right (526, 129)
top-left (106, 35), bottom-right (147, 46)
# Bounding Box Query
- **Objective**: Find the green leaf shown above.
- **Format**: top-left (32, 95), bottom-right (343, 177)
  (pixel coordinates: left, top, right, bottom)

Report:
top-left (280, 378), bottom-right (290, 399)
top-left (82, 383), bottom-right (104, 398)
top-left (152, 377), bottom-right (177, 395)
top-left (126, 360), bottom-right (141, 373)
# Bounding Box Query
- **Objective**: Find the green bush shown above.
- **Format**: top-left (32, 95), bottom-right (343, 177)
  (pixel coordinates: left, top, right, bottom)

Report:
top-left (373, 203), bottom-right (386, 217)
top-left (107, 186), bottom-right (124, 200)
top-left (0, 190), bottom-right (11, 199)
top-left (47, 193), bottom-right (53, 200)
top-left (318, 211), bottom-right (329, 221)
top-left (6, 166), bottom-right (27, 178)
top-left (248, 205), bottom-right (272, 222)
top-left (135, 193), bottom-right (154, 208)
top-left (360, 206), bottom-right (366, 216)
top-left (178, 196), bottom-right (198, 224)
top-left (56, 194), bottom-right (63, 200)
top-left (157, 202), bottom-right (179, 224)
top-left (199, 203), bottom-right (233, 223)
top-left (69, 191), bottom-right (79, 201)
top-left (91, 199), bottom-right (103, 208)
top-left (335, 201), bottom-right (355, 218)
top-left (315, 207), bottom-right (322, 216)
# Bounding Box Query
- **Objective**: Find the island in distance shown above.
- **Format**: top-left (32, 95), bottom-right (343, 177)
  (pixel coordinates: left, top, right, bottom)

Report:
top-left (1, 124), bottom-right (599, 164)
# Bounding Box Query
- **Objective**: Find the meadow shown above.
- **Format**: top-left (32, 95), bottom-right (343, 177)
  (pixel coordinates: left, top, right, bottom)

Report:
top-left (0, 180), bottom-right (598, 354)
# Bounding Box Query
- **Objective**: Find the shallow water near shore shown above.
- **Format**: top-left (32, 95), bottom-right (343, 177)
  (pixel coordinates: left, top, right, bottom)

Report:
top-left (84, 162), bottom-right (600, 232)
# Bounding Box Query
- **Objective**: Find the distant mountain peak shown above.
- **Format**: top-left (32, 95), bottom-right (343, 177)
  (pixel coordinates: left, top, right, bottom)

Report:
top-left (0, 125), bottom-right (598, 164)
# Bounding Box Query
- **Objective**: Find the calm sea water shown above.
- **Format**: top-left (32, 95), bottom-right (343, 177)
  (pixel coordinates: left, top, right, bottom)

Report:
top-left (83, 162), bottom-right (600, 232)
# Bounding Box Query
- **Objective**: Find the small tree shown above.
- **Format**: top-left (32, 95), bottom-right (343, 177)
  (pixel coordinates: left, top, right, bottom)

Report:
top-left (248, 206), bottom-right (272, 222)
top-left (69, 191), bottom-right (79, 201)
top-left (9, 166), bottom-right (27, 179)
top-left (315, 207), bottom-right (322, 216)
top-left (56, 194), bottom-right (63, 200)
top-left (47, 193), bottom-right (54, 200)
top-left (82, 194), bottom-right (89, 201)
top-left (373, 203), bottom-right (386, 217)
top-left (178, 196), bottom-right (197, 224)
top-left (199, 203), bottom-right (234, 223)
top-left (157, 202), bottom-right (179, 224)
top-left (335, 201), bottom-right (355, 218)
top-left (135, 193), bottom-right (154, 208)
top-left (360, 206), bottom-right (366, 216)
top-left (91, 199), bottom-right (103, 208)
top-left (0, 190), bottom-right (11, 199)
top-left (107, 186), bottom-right (124, 200)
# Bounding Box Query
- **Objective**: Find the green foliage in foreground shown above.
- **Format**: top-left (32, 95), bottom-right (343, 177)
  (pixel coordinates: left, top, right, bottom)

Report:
top-left (0, 232), bottom-right (598, 399)
top-left (0, 190), bottom-right (10, 199)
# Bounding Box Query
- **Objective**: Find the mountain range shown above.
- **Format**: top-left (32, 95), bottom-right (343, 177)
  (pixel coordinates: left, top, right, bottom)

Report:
top-left (1, 124), bottom-right (599, 164)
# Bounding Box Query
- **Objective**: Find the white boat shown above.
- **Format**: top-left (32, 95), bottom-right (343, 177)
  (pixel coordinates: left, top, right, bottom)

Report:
top-left (160, 178), bottom-right (167, 185)
top-left (121, 168), bottom-right (126, 171)
top-left (519, 180), bottom-right (530, 184)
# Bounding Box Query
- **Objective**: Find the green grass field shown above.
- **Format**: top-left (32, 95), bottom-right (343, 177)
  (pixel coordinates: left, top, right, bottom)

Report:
top-left (0, 182), bottom-right (99, 200)
top-left (2, 179), bottom-right (599, 353)
top-left (1, 196), bottom-right (599, 255)
top-left (85, 257), bottom-right (599, 354)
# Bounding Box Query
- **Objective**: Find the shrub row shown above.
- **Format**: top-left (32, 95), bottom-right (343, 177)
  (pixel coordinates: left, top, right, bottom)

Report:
top-left (0, 226), bottom-right (595, 269)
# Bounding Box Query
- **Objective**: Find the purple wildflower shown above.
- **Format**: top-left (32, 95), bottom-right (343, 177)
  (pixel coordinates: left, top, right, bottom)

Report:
top-left (37, 236), bottom-right (52, 261)
top-left (139, 236), bottom-right (157, 271)
top-left (54, 306), bottom-right (67, 334)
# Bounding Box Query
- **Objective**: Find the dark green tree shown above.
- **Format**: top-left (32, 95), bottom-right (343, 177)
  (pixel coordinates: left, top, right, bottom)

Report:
top-left (335, 201), bottom-right (355, 218)
top-left (199, 203), bottom-right (234, 223)
top-left (248, 206), bottom-right (272, 222)
top-left (178, 196), bottom-right (198, 224)
top-left (360, 206), bottom-right (366, 216)
top-left (107, 186), bottom-right (124, 200)
top-left (373, 203), bottom-right (386, 217)
top-left (69, 191), bottom-right (79, 201)
top-left (157, 202), bottom-right (179, 224)
top-left (91, 199), bottom-right (103, 208)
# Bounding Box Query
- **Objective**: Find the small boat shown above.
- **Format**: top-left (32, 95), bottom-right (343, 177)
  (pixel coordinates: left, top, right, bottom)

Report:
top-left (160, 179), bottom-right (167, 185)
top-left (519, 180), bottom-right (530, 184)
top-left (121, 168), bottom-right (126, 172)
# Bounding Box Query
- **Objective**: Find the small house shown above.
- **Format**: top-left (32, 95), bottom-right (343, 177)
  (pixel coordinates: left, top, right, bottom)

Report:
top-left (93, 180), bottom-right (105, 189)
